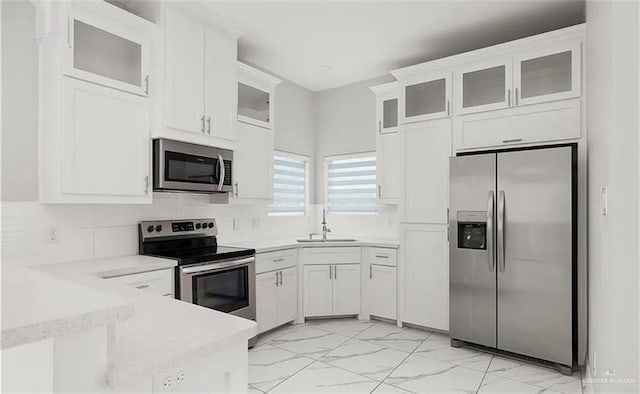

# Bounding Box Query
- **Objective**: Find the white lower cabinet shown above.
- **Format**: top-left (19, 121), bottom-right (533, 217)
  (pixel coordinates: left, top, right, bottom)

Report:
top-left (370, 265), bottom-right (397, 320)
top-left (256, 267), bottom-right (297, 334)
top-left (104, 269), bottom-right (173, 297)
top-left (303, 265), bottom-right (333, 317)
top-left (332, 265), bottom-right (361, 315)
top-left (303, 264), bottom-right (361, 318)
top-left (400, 223), bottom-right (449, 331)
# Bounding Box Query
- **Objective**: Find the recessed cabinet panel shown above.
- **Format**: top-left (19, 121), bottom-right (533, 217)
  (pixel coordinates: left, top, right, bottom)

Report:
top-left (402, 119), bottom-right (451, 223)
top-left (514, 43), bottom-right (581, 107)
top-left (455, 58), bottom-right (512, 115)
top-left (382, 98), bottom-right (398, 130)
top-left (238, 83), bottom-right (270, 124)
top-left (65, 3), bottom-right (152, 96)
top-left (405, 79), bottom-right (446, 118)
top-left (73, 20), bottom-right (142, 87)
top-left (462, 65), bottom-right (506, 109)
top-left (61, 77), bottom-right (149, 197)
top-left (520, 51), bottom-right (572, 99)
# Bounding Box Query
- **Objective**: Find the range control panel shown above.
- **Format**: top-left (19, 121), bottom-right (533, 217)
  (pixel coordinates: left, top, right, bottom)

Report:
top-left (139, 218), bottom-right (218, 240)
top-left (457, 211), bottom-right (487, 250)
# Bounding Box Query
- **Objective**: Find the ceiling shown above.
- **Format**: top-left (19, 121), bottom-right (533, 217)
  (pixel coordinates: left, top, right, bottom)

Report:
top-left (204, 1), bottom-right (585, 92)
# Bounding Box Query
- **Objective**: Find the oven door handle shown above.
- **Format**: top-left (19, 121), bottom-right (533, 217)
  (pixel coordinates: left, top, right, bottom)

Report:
top-left (181, 257), bottom-right (255, 275)
top-left (217, 154), bottom-right (225, 192)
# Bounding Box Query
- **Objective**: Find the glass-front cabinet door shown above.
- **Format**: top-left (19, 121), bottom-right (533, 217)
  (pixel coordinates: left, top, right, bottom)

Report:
top-left (455, 57), bottom-right (512, 115)
top-left (513, 42), bottom-right (581, 106)
top-left (403, 72), bottom-right (451, 123)
top-left (380, 98), bottom-right (399, 133)
top-left (238, 82), bottom-right (271, 128)
top-left (64, 3), bottom-right (152, 96)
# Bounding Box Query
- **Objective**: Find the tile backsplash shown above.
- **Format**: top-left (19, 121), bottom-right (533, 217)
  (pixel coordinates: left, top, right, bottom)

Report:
top-left (1, 194), bottom-right (397, 266)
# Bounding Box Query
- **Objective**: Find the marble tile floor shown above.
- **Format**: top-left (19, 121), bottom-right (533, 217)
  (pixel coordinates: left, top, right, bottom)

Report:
top-left (248, 318), bottom-right (585, 394)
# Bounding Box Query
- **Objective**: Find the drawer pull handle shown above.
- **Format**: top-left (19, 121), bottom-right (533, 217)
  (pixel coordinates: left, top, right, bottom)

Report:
top-left (502, 138), bottom-right (523, 143)
top-left (273, 258), bottom-right (285, 262)
top-left (163, 293), bottom-right (173, 297)
top-left (375, 255), bottom-right (389, 259)
top-left (135, 284), bottom-right (150, 289)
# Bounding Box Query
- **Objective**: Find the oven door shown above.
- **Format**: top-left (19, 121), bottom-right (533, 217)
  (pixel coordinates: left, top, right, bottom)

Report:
top-left (154, 139), bottom-right (233, 193)
top-left (179, 256), bottom-right (256, 320)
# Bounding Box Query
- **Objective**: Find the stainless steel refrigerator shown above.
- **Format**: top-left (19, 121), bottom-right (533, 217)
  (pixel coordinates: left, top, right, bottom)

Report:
top-left (449, 144), bottom-right (576, 371)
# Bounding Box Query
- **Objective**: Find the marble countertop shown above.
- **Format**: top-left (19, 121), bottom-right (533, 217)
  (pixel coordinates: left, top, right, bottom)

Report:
top-left (223, 236), bottom-right (400, 253)
top-left (34, 256), bottom-right (257, 389)
top-left (1, 265), bottom-right (133, 349)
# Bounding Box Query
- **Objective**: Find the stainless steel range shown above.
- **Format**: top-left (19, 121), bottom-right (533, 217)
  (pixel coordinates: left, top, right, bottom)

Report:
top-left (139, 218), bottom-right (256, 329)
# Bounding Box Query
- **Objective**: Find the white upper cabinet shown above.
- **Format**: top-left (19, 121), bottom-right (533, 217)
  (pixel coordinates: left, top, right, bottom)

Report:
top-left (52, 77), bottom-right (151, 202)
top-left (514, 42), bottom-right (581, 107)
top-left (401, 119), bottom-right (452, 224)
top-left (204, 27), bottom-right (237, 141)
top-left (164, 8), bottom-right (204, 135)
top-left (64, 2), bottom-right (155, 97)
top-left (371, 82), bottom-right (399, 134)
top-left (237, 62), bottom-right (280, 129)
top-left (232, 63), bottom-right (280, 202)
top-left (402, 71), bottom-right (451, 123)
top-left (455, 57), bottom-right (512, 115)
top-left (162, 7), bottom-right (238, 145)
top-left (370, 82), bottom-right (400, 204)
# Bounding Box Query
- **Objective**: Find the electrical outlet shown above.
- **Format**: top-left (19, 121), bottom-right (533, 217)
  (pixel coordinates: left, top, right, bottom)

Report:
top-left (176, 372), bottom-right (185, 383)
top-left (252, 217), bottom-right (261, 229)
top-left (48, 226), bottom-right (59, 243)
top-left (162, 376), bottom-right (176, 391)
top-left (601, 187), bottom-right (608, 216)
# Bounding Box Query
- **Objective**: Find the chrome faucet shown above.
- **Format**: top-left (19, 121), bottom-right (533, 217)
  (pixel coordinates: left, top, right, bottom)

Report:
top-left (321, 208), bottom-right (331, 240)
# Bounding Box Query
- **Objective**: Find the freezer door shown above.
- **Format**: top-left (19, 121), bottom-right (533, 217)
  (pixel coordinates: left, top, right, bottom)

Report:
top-left (449, 153), bottom-right (497, 348)
top-left (496, 146), bottom-right (573, 365)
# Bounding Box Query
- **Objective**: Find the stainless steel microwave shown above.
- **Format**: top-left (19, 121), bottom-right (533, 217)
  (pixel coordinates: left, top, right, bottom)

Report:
top-left (153, 138), bottom-right (233, 193)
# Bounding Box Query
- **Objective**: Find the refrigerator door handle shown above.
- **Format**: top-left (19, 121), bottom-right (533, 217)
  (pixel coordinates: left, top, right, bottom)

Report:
top-left (497, 190), bottom-right (506, 272)
top-left (487, 191), bottom-right (495, 272)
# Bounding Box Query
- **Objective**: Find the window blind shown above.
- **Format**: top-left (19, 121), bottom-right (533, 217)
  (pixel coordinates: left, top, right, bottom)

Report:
top-left (269, 154), bottom-right (307, 215)
top-left (326, 154), bottom-right (377, 214)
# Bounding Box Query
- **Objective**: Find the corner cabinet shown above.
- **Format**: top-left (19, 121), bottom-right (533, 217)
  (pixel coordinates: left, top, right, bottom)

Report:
top-left (231, 63), bottom-right (281, 202)
top-left (370, 82), bottom-right (400, 204)
top-left (161, 7), bottom-right (238, 147)
top-left (302, 247), bottom-right (362, 318)
top-left (38, 1), bottom-right (156, 203)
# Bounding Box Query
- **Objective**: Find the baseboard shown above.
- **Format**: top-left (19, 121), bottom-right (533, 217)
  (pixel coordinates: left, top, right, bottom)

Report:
top-left (583, 358), bottom-right (594, 394)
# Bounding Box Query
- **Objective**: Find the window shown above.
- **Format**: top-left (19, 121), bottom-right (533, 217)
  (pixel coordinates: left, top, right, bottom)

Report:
top-left (326, 153), bottom-right (377, 214)
top-left (269, 152), bottom-right (308, 215)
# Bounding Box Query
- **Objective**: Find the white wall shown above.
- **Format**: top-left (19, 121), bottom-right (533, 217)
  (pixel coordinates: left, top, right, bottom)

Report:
top-left (586, 0), bottom-right (639, 391)
top-left (1, 0), bottom-right (38, 201)
top-left (312, 75), bottom-right (398, 238)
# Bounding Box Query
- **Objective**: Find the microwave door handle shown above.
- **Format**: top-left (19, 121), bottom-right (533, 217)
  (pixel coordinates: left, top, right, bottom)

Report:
top-left (217, 154), bottom-right (225, 191)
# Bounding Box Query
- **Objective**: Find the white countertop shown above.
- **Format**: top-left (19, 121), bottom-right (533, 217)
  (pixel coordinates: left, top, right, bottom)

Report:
top-left (33, 255), bottom-right (257, 389)
top-left (224, 236), bottom-right (400, 253)
top-left (1, 265), bottom-right (133, 349)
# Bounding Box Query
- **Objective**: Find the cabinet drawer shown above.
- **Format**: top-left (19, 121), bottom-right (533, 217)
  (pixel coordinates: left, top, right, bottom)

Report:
top-left (302, 247), bottom-right (361, 266)
top-left (455, 98), bottom-right (580, 150)
top-left (256, 248), bottom-right (297, 274)
top-left (369, 247), bottom-right (397, 267)
top-left (105, 269), bottom-right (173, 297)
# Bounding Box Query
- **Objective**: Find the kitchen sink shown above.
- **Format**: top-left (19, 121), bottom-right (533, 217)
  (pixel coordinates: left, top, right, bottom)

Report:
top-left (296, 238), bottom-right (357, 243)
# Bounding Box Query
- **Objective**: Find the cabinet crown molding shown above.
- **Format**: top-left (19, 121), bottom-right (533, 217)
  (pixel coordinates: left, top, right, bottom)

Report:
top-left (391, 23), bottom-right (585, 81)
top-left (369, 82), bottom-right (398, 95)
top-left (238, 61), bottom-right (282, 88)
